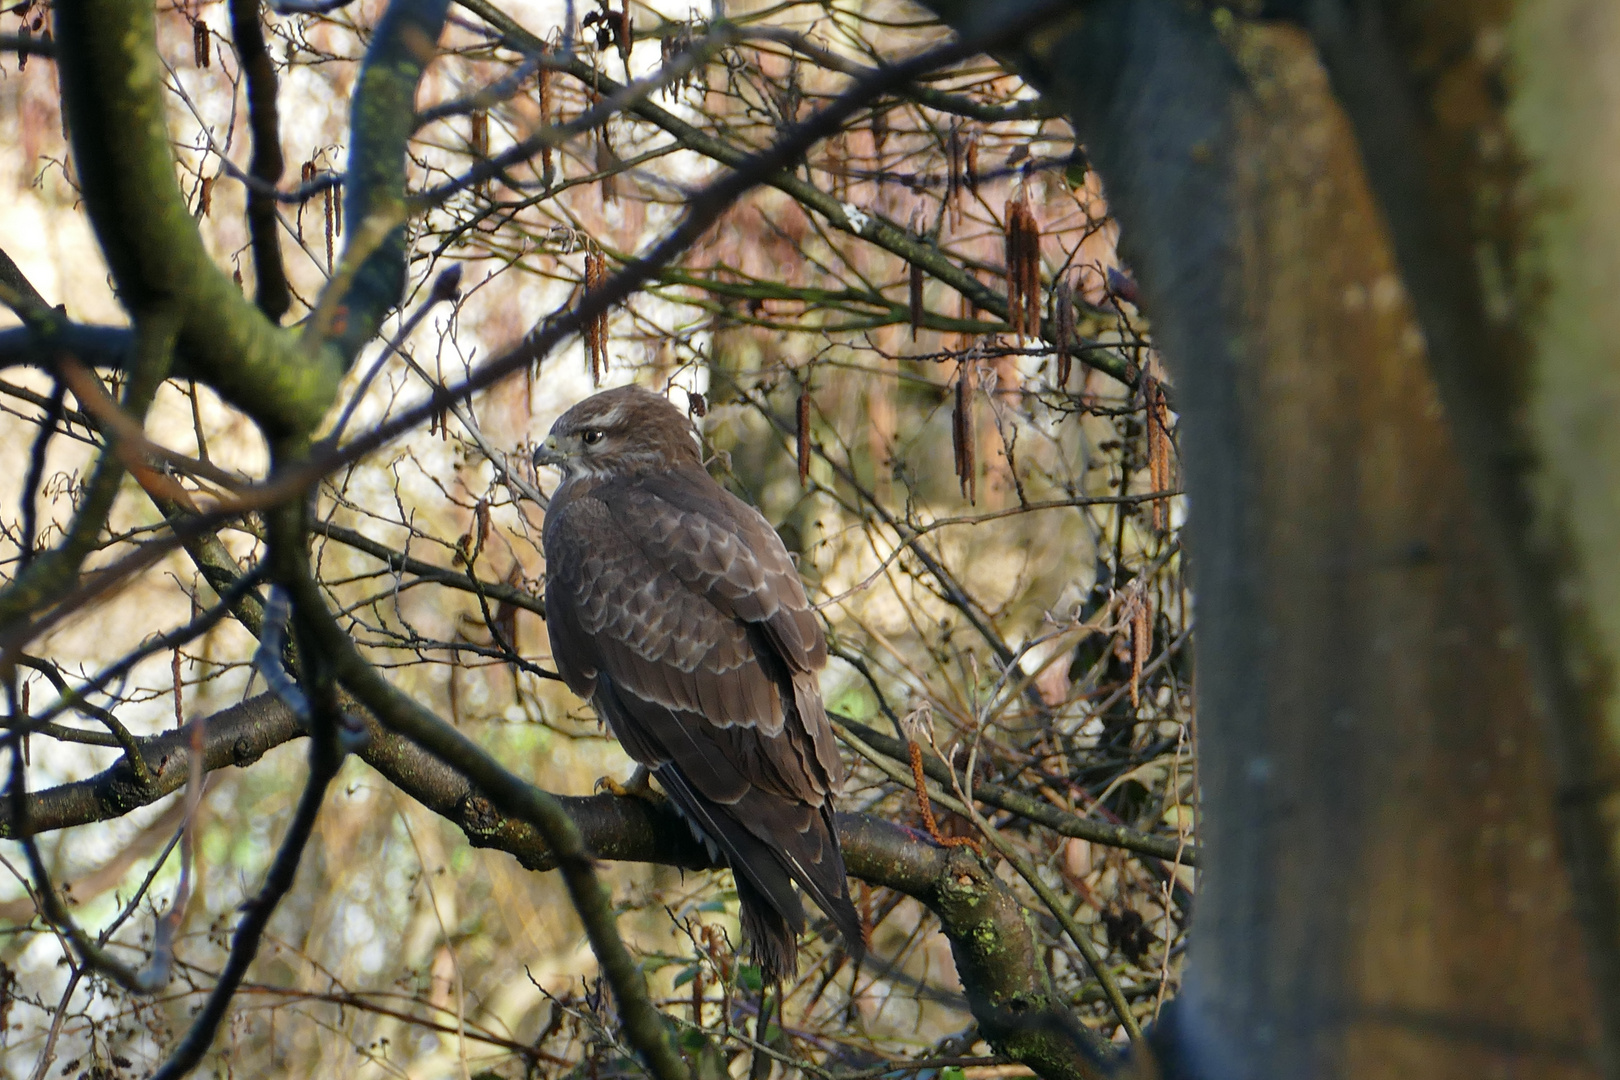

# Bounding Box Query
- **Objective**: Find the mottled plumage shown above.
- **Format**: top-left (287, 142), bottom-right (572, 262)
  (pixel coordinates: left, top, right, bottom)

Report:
top-left (534, 385), bottom-right (863, 981)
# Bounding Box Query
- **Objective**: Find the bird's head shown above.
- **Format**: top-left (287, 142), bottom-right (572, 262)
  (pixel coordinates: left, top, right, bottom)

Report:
top-left (533, 385), bottom-right (703, 482)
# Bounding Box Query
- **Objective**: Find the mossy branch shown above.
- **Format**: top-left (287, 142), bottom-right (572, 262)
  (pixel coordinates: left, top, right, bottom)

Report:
top-left (55, 0), bottom-right (340, 437)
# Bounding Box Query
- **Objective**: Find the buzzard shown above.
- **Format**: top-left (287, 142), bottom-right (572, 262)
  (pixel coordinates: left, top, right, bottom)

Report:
top-left (533, 385), bottom-right (863, 981)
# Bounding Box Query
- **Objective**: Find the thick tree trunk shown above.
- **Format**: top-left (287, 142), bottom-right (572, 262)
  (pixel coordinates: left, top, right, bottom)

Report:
top-left (918, 1), bottom-right (1616, 1076)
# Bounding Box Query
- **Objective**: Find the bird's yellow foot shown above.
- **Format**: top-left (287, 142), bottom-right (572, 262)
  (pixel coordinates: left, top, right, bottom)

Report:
top-left (597, 765), bottom-right (657, 801)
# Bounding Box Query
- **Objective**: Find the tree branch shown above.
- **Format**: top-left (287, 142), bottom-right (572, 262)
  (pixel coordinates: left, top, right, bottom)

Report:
top-left (56, 0), bottom-right (340, 437)
top-left (228, 0), bottom-right (291, 322)
top-left (456, 0), bottom-right (1132, 387)
top-left (0, 689), bottom-right (1119, 1079)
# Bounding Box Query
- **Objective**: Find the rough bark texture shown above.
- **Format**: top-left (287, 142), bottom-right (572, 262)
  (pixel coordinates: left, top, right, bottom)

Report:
top-left (912, 1), bottom-right (1610, 1076)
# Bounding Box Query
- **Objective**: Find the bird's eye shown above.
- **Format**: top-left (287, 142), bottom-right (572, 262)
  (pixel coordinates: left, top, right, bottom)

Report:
top-left (580, 429), bottom-right (605, 445)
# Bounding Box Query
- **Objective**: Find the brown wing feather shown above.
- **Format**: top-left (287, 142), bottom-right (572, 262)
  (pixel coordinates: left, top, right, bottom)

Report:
top-left (542, 463), bottom-right (861, 977)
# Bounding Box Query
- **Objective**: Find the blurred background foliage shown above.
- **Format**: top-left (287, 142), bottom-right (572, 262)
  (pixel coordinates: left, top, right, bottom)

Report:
top-left (0, 0), bottom-right (1191, 1075)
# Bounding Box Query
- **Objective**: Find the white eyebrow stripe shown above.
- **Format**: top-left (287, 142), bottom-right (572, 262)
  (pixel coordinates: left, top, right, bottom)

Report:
top-left (588, 403), bottom-right (627, 429)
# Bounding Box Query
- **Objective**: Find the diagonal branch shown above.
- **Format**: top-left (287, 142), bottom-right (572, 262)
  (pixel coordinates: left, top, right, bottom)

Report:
top-left (55, 0), bottom-right (339, 437)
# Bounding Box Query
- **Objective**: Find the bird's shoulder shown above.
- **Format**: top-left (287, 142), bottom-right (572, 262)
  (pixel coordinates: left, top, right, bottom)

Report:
top-left (604, 466), bottom-right (802, 587)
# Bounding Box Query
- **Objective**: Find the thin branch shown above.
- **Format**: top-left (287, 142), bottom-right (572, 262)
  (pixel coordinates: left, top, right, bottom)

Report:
top-left (147, 703), bottom-right (343, 1079)
top-left (229, 0), bottom-right (291, 321)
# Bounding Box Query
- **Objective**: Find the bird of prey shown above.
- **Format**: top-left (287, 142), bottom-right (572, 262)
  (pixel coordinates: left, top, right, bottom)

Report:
top-left (533, 384), bottom-right (863, 982)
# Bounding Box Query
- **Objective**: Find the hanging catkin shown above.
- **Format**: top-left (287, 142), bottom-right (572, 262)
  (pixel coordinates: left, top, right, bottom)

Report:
top-left (909, 263), bottom-right (924, 341)
top-left (193, 19), bottom-right (210, 67)
top-left (324, 181), bottom-right (335, 274)
top-left (1004, 189), bottom-right (1041, 342)
top-left (797, 388), bottom-right (812, 488)
top-left (470, 110), bottom-right (490, 196)
top-left (1128, 580), bottom-right (1153, 709)
top-left (584, 248), bottom-right (608, 384)
top-left (946, 121), bottom-right (965, 229)
top-left (1145, 375), bottom-right (1172, 530)
top-left (1053, 276), bottom-right (1075, 387)
top-left (952, 362), bottom-right (977, 504)
top-left (537, 66), bottom-right (554, 180)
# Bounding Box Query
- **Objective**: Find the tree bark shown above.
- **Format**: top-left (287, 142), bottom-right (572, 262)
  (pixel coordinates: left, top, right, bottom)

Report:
top-left (913, 1), bottom-right (1611, 1076)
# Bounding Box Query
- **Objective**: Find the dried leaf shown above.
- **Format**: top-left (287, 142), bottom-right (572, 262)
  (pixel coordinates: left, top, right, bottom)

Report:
top-left (197, 176), bottom-right (214, 217)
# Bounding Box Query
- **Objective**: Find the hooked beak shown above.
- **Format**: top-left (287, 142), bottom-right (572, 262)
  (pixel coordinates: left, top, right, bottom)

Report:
top-left (532, 435), bottom-right (567, 468)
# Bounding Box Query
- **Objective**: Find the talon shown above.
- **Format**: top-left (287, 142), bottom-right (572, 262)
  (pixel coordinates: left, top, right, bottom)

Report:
top-left (597, 765), bottom-right (657, 800)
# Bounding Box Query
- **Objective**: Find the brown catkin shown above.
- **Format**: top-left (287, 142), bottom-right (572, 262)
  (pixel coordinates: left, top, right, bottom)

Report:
top-left (298, 160), bottom-right (316, 239)
top-left (197, 177), bottom-right (214, 217)
top-left (797, 389), bottom-right (812, 488)
top-left (584, 248), bottom-right (608, 384)
top-left (1005, 190), bottom-right (1041, 342)
top-left (324, 183), bottom-right (334, 273)
top-left (470, 110), bottom-right (490, 196)
top-left (1146, 377), bottom-right (1172, 530)
top-left (964, 132), bottom-right (980, 195)
top-left (616, 0), bottom-right (631, 61)
top-left (193, 19), bottom-right (210, 67)
top-left (1053, 276), bottom-right (1075, 387)
top-left (537, 66), bottom-right (554, 180)
top-left (1129, 582), bottom-right (1153, 709)
top-left (952, 363), bottom-right (976, 503)
top-left (825, 136), bottom-right (846, 201)
top-left (909, 263), bottom-right (924, 341)
top-left (946, 121), bottom-right (964, 229)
